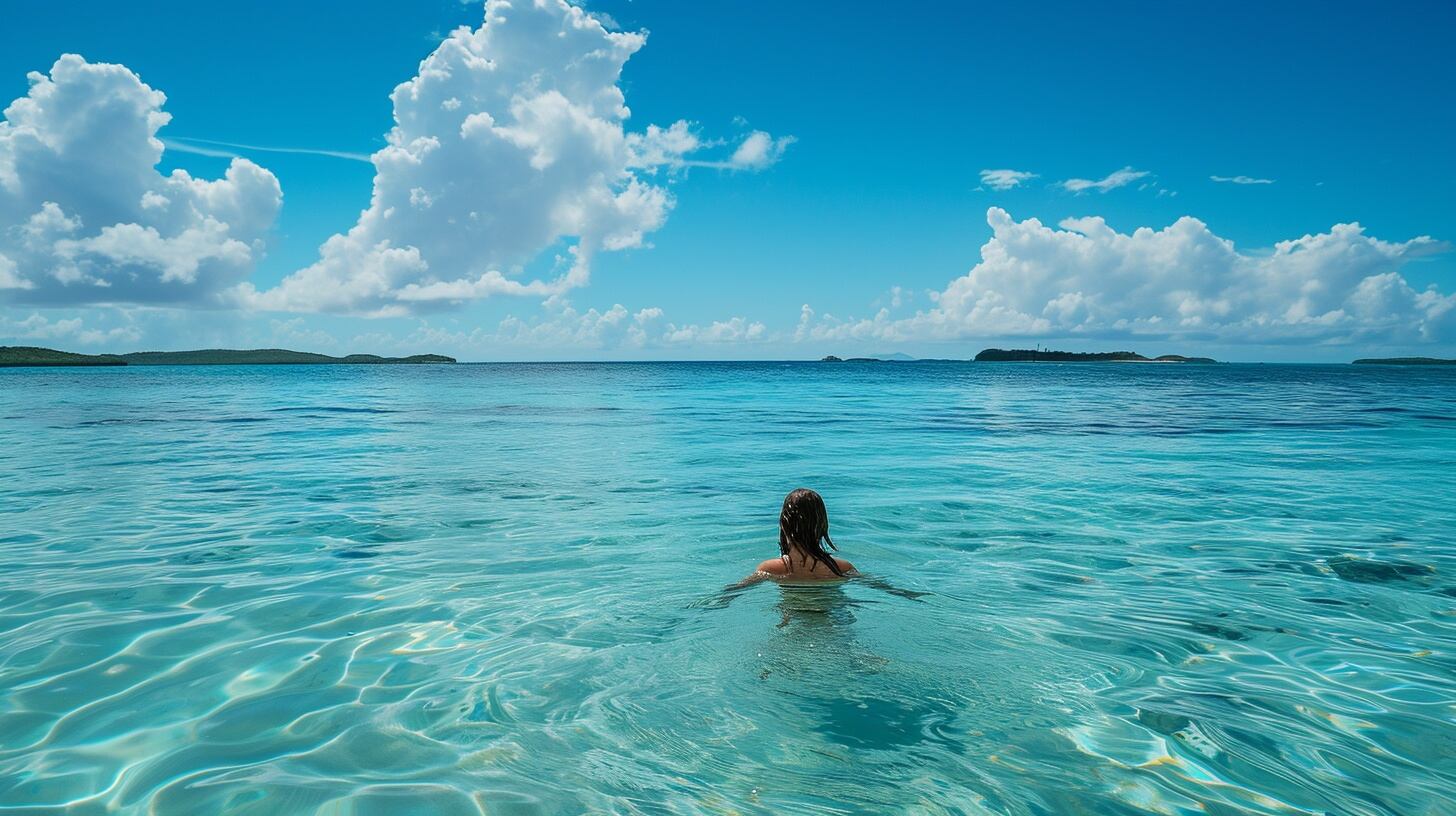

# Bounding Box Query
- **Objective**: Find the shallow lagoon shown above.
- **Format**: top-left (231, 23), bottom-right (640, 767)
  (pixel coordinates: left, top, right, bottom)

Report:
top-left (1, 362), bottom-right (1453, 814)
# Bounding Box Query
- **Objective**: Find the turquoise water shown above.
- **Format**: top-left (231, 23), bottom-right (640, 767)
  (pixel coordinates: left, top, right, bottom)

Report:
top-left (1, 362), bottom-right (1453, 815)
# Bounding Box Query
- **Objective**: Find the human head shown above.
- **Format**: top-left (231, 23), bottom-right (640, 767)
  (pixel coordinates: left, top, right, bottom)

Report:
top-left (779, 488), bottom-right (842, 575)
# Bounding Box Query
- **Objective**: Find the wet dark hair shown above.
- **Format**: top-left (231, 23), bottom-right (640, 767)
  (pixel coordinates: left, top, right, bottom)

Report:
top-left (778, 488), bottom-right (842, 576)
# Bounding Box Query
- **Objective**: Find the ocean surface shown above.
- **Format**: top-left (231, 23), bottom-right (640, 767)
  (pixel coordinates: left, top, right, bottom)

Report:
top-left (1, 361), bottom-right (1453, 815)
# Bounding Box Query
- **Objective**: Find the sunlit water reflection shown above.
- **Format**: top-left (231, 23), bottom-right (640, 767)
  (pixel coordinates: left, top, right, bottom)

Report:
top-left (1, 362), bottom-right (1453, 814)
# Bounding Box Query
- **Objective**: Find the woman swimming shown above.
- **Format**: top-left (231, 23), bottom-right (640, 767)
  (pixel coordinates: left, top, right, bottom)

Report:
top-left (706, 489), bottom-right (927, 605)
top-left (754, 487), bottom-right (855, 581)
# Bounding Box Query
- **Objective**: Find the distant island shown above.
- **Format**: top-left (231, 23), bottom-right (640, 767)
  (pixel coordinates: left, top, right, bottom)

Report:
top-left (1, 346), bottom-right (456, 367)
top-left (974, 348), bottom-right (1217, 363)
top-left (0, 347), bottom-right (127, 367)
top-left (821, 349), bottom-right (1217, 363)
top-left (819, 355), bottom-right (896, 363)
top-left (1352, 357), bottom-right (1456, 365)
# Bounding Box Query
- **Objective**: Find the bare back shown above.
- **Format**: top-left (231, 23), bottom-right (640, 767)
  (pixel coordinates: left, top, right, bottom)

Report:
top-left (755, 552), bottom-right (856, 582)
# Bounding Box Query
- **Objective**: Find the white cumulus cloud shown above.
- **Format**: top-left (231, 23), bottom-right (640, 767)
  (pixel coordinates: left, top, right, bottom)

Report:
top-left (1060, 166), bottom-right (1150, 194)
top-left (725, 131), bottom-right (795, 171)
top-left (0, 55), bottom-right (281, 306)
top-left (801, 208), bottom-right (1453, 345)
top-left (627, 123), bottom-right (793, 172)
top-left (493, 300), bottom-right (765, 348)
top-left (246, 0), bottom-right (790, 317)
top-left (665, 316), bottom-right (767, 344)
top-left (0, 310), bottom-right (140, 345)
top-left (344, 300), bottom-right (767, 356)
top-left (494, 302), bottom-right (662, 348)
top-left (978, 169), bottom-right (1037, 191)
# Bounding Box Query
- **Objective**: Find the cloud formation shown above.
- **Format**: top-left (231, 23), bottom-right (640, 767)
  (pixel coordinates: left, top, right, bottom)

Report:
top-left (245, 0), bottom-right (790, 316)
top-left (626, 122), bottom-right (793, 173)
top-left (1210, 174), bottom-right (1275, 185)
top-left (0, 310), bottom-right (140, 345)
top-left (1060, 166), bottom-right (1150, 193)
top-left (492, 300), bottom-right (765, 348)
top-left (802, 208), bottom-right (1453, 345)
top-left (340, 299), bottom-right (767, 356)
top-left (978, 169), bottom-right (1037, 191)
top-left (0, 55), bottom-right (281, 306)
top-left (724, 131), bottom-right (795, 171)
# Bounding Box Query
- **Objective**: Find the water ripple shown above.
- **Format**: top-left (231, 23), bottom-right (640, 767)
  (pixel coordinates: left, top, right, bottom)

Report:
top-left (1, 362), bottom-right (1454, 814)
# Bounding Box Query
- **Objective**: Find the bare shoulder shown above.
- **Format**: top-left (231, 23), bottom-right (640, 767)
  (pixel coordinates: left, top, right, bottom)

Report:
top-left (755, 558), bottom-right (788, 575)
top-left (835, 558), bottom-right (857, 574)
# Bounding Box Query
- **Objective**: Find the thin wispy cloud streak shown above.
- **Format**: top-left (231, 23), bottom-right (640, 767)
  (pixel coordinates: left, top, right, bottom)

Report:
top-left (978, 169), bottom-right (1037, 191)
top-left (164, 137), bottom-right (372, 163)
top-left (1060, 166), bottom-right (1150, 193)
top-left (1211, 174), bottom-right (1276, 185)
top-left (674, 157), bottom-right (778, 171)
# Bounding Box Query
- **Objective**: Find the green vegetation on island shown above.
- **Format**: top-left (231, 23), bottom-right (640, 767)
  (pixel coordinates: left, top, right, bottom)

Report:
top-left (973, 348), bottom-right (1217, 363)
top-left (119, 349), bottom-right (455, 365)
top-left (1352, 357), bottom-right (1456, 365)
top-left (820, 355), bottom-right (895, 362)
top-left (0, 346), bottom-right (126, 367)
top-left (821, 349), bottom-right (1218, 363)
top-left (1, 346), bottom-right (456, 367)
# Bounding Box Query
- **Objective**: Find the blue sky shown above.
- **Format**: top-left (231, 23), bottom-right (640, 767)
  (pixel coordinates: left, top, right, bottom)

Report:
top-left (1, 0), bottom-right (1453, 360)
